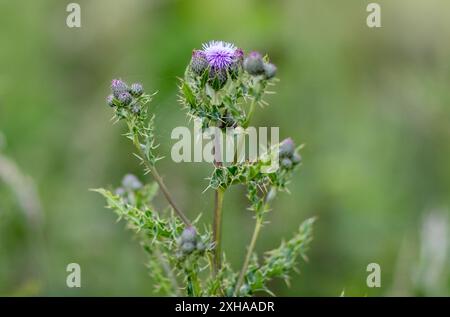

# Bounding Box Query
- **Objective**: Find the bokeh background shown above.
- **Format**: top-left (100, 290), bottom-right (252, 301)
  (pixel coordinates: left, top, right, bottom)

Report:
top-left (1, 0), bottom-right (450, 296)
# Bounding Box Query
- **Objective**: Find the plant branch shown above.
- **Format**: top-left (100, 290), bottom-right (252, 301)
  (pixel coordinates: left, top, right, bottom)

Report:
top-left (234, 216), bottom-right (263, 296)
top-left (213, 128), bottom-right (224, 275)
top-left (132, 134), bottom-right (191, 226)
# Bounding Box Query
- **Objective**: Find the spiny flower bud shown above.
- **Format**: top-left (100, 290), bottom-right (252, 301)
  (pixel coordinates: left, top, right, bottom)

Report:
top-left (122, 173), bottom-right (142, 190)
top-left (190, 50), bottom-right (208, 76)
top-left (263, 62), bottom-right (277, 79)
top-left (131, 104), bottom-right (141, 114)
top-left (130, 83), bottom-right (143, 97)
top-left (291, 152), bottom-right (302, 165)
top-left (118, 92), bottom-right (132, 105)
top-left (281, 158), bottom-right (293, 169)
top-left (181, 226), bottom-right (197, 243)
top-left (244, 51), bottom-right (265, 76)
top-left (181, 242), bottom-right (195, 254)
top-left (115, 187), bottom-right (126, 196)
top-left (196, 241), bottom-right (206, 252)
top-left (111, 79), bottom-right (128, 98)
top-left (106, 94), bottom-right (115, 107)
top-left (279, 138), bottom-right (295, 158)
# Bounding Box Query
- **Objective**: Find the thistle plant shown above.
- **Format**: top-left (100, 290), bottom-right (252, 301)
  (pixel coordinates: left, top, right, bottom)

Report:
top-left (94, 40), bottom-right (315, 296)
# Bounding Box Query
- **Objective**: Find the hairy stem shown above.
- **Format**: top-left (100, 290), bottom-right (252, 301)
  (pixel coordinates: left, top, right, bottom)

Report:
top-left (132, 134), bottom-right (191, 226)
top-left (234, 216), bottom-right (263, 296)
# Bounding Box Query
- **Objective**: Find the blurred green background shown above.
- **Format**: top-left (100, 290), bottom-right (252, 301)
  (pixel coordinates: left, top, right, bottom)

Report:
top-left (1, 0), bottom-right (450, 296)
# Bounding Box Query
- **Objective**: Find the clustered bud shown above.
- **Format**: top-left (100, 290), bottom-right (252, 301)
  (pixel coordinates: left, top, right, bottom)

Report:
top-left (115, 174), bottom-right (143, 205)
top-left (178, 226), bottom-right (205, 255)
top-left (243, 51), bottom-right (277, 79)
top-left (278, 138), bottom-right (302, 170)
top-left (107, 79), bottom-right (145, 112)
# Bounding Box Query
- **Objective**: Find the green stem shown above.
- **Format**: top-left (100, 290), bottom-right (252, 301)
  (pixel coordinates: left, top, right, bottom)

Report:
top-left (132, 133), bottom-right (191, 226)
top-left (213, 128), bottom-right (224, 276)
top-left (213, 188), bottom-right (224, 275)
top-left (243, 98), bottom-right (257, 128)
top-left (153, 247), bottom-right (180, 296)
top-left (234, 99), bottom-right (257, 163)
top-left (234, 216), bottom-right (263, 296)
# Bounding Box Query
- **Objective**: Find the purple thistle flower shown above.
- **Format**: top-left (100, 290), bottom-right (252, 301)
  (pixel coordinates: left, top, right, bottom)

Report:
top-left (202, 41), bottom-right (239, 71)
top-left (111, 79), bottom-right (128, 98)
top-left (118, 92), bottom-right (132, 105)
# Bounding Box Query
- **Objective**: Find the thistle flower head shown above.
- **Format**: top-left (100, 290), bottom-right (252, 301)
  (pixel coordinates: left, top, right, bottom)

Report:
top-left (202, 40), bottom-right (239, 71)
top-left (111, 79), bottom-right (128, 98)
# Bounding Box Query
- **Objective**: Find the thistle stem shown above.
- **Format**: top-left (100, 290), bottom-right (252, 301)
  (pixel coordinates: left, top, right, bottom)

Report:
top-left (150, 166), bottom-right (191, 226)
top-left (213, 188), bottom-right (224, 275)
top-left (243, 98), bottom-right (257, 128)
top-left (234, 99), bottom-right (257, 163)
top-left (154, 247), bottom-right (180, 296)
top-left (132, 133), bottom-right (191, 226)
top-left (212, 127), bottom-right (224, 275)
top-left (234, 216), bottom-right (263, 296)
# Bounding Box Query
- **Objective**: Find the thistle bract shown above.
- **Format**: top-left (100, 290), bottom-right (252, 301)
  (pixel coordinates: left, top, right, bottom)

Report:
top-left (190, 50), bottom-right (208, 76)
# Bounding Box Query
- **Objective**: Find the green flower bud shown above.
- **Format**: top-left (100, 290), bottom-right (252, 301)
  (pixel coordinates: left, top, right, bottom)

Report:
top-left (181, 242), bottom-right (195, 254)
top-left (292, 152), bottom-right (302, 165)
top-left (122, 174), bottom-right (142, 190)
top-left (263, 63), bottom-right (277, 79)
top-left (281, 158), bottom-right (293, 169)
top-left (279, 138), bottom-right (295, 158)
top-left (244, 51), bottom-right (265, 76)
top-left (196, 241), bottom-right (206, 252)
top-left (181, 226), bottom-right (197, 243)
